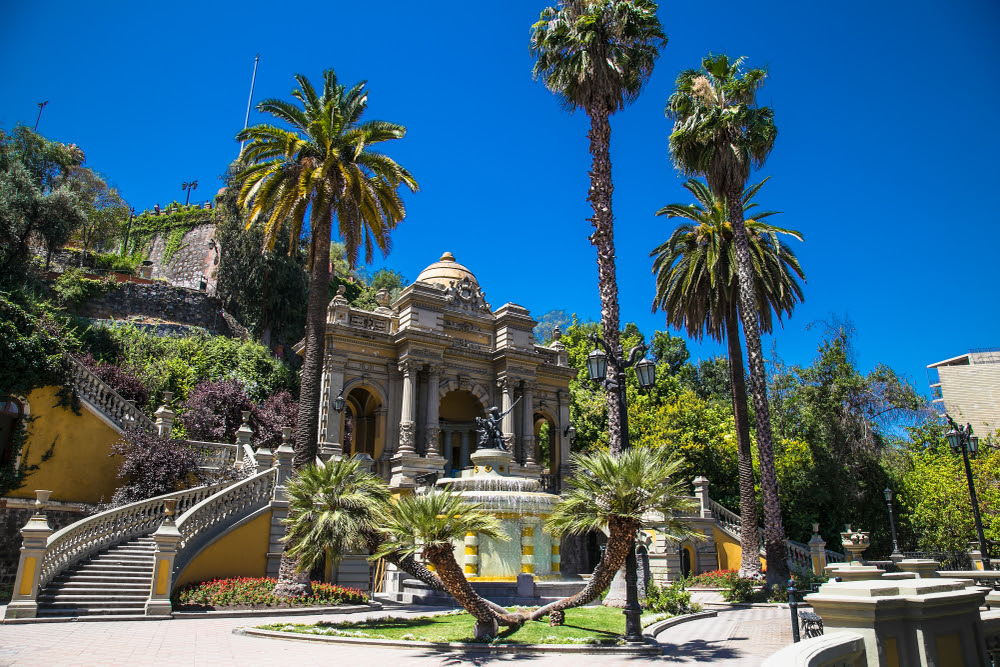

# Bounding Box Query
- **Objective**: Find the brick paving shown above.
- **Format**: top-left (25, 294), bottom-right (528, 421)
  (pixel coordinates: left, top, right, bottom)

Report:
top-left (0, 602), bottom-right (792, 666)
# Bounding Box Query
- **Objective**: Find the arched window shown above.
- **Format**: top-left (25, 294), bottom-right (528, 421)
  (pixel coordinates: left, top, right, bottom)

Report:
top-left (0, 398), bottom-right (24, 467)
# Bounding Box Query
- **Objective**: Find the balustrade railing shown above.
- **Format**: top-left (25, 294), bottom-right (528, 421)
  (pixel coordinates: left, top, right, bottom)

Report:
top-left (172, 468), bottom-right (277, 578)
top-left (38, 483), bottom-right (228, 589)
top-left (708, 499), bottom-right (741, 533)
top-left (67, 355), bottom-right (155, 432)
top-left (188, 440), bottom-right (239, 470)
top-left (787, 539), bottom-right (814, 571)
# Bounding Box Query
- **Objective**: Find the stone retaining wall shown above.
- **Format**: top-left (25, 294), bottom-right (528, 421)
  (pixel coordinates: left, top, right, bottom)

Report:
top-left (0, 507), bottom-right (88, 586)
top-left (78, 283), bottom-right (233, 336)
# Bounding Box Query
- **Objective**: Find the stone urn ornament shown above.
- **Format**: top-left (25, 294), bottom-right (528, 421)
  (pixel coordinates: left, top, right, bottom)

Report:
top-left (840, 524), bottom-right (871, 563)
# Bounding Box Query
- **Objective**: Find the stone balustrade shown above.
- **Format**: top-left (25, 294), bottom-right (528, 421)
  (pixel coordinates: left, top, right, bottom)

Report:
top-left (187, 440), bottom-right (239, 470)
top-left (67, 355), bottom-right (156, 432)
top-left (36, 482), bottom-right (228, 591)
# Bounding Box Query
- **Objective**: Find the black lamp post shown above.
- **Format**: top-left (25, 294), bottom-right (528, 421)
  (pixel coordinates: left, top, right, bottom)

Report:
top-left (181, 180), bottom-right (198, 206)
top-left (585, 332), bottom-right (655, 643)
top-left (945, 415), bottom-right (990, 571)
top-left (883, 487), bottom-right (902, 560)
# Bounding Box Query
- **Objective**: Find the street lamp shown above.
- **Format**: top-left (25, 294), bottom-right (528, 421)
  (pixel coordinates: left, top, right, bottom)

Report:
top-left (945, 415), bottom-right (990, 571)
top-left (883, 487), bottom-right (902, 561)
top-left (181, 180), bottom-right (198, 205)
top-left (585, 332), bottom-right (655, 643)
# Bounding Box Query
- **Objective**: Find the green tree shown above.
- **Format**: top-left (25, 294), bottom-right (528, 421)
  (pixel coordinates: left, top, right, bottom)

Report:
top-left (235, 69), bottom-right (417, 472)
top-left (528, 446), bottom-right (698, 622)
top-left (531, 1), bottom-right (666, 453)
top-left (62, 167), bottom-right (130, 265)
top-left (651, 177), bottom-right (804, 575)
top-left (350, 268), bottom-right (409, 311)
top-left (666, 54), bottom-right (788, 584)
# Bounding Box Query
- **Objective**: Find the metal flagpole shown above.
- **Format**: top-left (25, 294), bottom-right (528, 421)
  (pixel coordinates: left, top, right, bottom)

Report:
top-left (239, 54), bottom-right (260, 155)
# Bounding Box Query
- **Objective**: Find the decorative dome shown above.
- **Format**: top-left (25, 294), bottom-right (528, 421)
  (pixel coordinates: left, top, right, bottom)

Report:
top-left (415, 252), bottom-right (479, 288)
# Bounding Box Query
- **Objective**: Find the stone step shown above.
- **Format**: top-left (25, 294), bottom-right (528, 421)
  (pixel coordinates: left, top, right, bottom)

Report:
top-left (36, 606), bottom-right (147, 617)
top-left (90, 553), bottom-right (154, 562)
top-left (104, 546), bottom-right (155, 554)
top-left (51, 572), bottom-right (151, 584)
top-left (43, 585), bottom-right (151, 595)
top-left (72, 563), bottom-right (154, 574)
top-left (39, 594), bottom-right (149, 604)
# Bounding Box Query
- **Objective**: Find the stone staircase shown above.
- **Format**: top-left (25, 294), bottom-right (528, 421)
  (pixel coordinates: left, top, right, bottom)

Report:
top-left (35, 536), bottom-right (155, 618)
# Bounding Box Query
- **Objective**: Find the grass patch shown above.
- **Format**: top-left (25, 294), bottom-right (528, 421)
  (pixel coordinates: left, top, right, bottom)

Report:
top-left (260, 606), bottom-right (672, 645)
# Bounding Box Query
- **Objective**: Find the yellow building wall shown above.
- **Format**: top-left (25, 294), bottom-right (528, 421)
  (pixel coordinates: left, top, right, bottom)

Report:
top-left (174, 510), bottom-right (272, 589)
top-left (712, 526), bottom-right (767, 570)
top-left (10, 387), bottom-right (123, 504)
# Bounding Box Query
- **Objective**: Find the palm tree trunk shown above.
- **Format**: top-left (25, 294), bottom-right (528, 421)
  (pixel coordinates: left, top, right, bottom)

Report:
top-left (586, 104), bottom-right (623, 454)
top-left (528, 517), bottom-right (637, 622)
top-left (293, 213), bottom-right (330, 469)
top-left (423, 545), bottom-right (524, 634)
top-left (725, 306), bottom-right (762, 576)
top-left (274, 210), bottom-right (332, 598)
top-left (725, 187), bottom-right (788, 587)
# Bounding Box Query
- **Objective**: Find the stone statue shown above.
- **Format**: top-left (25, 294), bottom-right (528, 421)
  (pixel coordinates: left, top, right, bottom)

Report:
top-left (476, 400), bottom-right (519, 451)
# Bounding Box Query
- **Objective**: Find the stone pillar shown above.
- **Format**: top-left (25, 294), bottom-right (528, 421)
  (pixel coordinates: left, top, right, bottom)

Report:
top-left (499, 377), bottom-right (515, 451)
top-left (255, 441), bottom-right (274, 472)
top-left (551, 532), bottom-right (561, 575)
top-left (425, 366), bottom-right (442, 457)
top-left (274, 427), bottom-right (295, 491)
top-left (146, 499), bottom-right (181, 616)
top-left (692, 476), bottom-right (713, 519)
top-left (460, 430), bottom-right (471, 469)
top-left (521, 523), bottom-right (535, 574)
top-left (557, 389), bottom-right (572, 482)
top-left (323, 364), bottom-right (345, 447)
top-left (154, 391), bottom-right (175, 437)
top-left (235, 410), bottom-right (253, 464)
top-left (521, 382), bottom-right (536, 466)
top-left (397, 360), bottom-right (417, 455)
top-left (808, 523), bottom-right (828, 576)
top-left (464, 531), bottom-right (479, 576)
top-left (5, 490), bottom-right (53, 619)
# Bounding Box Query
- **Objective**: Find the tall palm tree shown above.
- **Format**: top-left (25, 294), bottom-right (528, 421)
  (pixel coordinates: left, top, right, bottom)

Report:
top-left (374, 490), bottom-right (524, 639)
top-left (235, 69), bottom-right (417, 595)
top-left (651, 177), bottom-right (804, 576)
top-left (526, 446), bottom-right (698, 623)
top-left (531, 1), bottom-right (666, 454)
top-left (236, 70), bottom-right (417, 470)
top-left (665, 54), bottom-right (789, 584)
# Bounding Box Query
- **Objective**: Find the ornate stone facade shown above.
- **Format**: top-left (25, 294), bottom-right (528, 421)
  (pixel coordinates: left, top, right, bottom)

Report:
top-left (315, 252), bottom-right (575, 490)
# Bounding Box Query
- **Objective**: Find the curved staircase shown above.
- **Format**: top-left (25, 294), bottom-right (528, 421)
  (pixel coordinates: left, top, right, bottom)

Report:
top-left (36, 536), bottom-right (155, 618)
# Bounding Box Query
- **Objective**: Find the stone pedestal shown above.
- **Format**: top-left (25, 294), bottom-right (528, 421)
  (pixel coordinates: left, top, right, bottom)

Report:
top-left (897, 559), bottom-right (941, 579)
top-left (146, 500), bottom-right (181, 616)
top-left (826, 561), bottom-right (884, 582)
top-left (806, 577), bottom-right (990, 666)
top-left (5, 490), bottom-right (54, 619)
top-left (389, 452), bottom-right (446, 490)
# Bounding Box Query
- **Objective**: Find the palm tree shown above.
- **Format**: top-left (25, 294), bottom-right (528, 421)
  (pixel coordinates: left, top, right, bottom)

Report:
top-left (235, 70), bottom-right (417, 595)
top-left (651, 177), bottom-right (804, 576)
top-left (665, 53), bottom-right (789, 584)
top-left (283, 458), bottom-right (391, 583)
top-left (235, 70), bottom-right (417, 469)
top-left (374, 490), bottom-right (524, 639)
top-left (525, 446), bottom-right (698, 623)
top-left (531, 1), bottom-right (666, 454)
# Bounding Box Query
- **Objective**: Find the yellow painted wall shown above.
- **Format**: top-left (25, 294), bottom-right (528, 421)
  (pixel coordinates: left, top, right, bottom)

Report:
top-left (10, 387), bottom-right (122, 504)
top-left (174, 510), bottom-right (272, 588)
top-left (712, 526), bottom-right (767, 570)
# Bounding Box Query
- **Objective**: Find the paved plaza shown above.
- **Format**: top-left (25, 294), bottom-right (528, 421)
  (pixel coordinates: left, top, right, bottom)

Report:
top-left (0, 602), bottom-right (791, 666)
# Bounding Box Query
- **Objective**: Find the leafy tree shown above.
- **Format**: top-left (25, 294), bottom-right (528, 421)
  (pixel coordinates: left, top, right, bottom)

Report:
top-left (666, 54), bottom-right (787, 584)
top-left (533, 309), bottom-right (571, 344)
top-left (651, 177), bottom-right (804, 575)
top-left (531, 1), bottom-right (666, 453)
top-left (77, 353), bottom-right (149, 408)
top-left (61, 166), bottom-right (130, 264)
top-left (528, 446), bottom-right (698, 623)
top-left (178, 379), bottom-right (256, 443)
top-left (234, 69), bottom-right (417, 476)
top-left (349, 268), bottom-right (409, 311)
top-left (108, 429), bottom-right (202, 506)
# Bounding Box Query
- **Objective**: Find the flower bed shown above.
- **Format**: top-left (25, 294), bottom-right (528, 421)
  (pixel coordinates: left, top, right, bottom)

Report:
top-left (686, 569), bottom-right (739, 587)
top-left (173, 577), bottom-right (367, 610)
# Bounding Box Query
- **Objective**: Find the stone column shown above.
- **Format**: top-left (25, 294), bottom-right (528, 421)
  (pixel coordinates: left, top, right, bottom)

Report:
top-left (692, 476), bottom-right (713, 519)
top-left (460, 429), bottom-right (471, 469)
top-left (521, 523), bottom-right (535, 574)
top-left (808, 523), bottom-right (828, 576)
top-left (397, 360), bottom-right (417, 455)
top-left (5, 490), bottom-right (53, 619)
top-left (146, 499), bottom-right (181, 616)
top-left (521, 382), bottom-right (536, 466)
top-left (324, 364), bottom-right (345, 448)
top-left (154, 392), bottom-right (175, 437)
top-left (235, 410), bottom-right (253, 464)
top-left (551, 532), bottom-right (561, 575)
top-left (557, 389), bottom-right (573, 482)
top-left (274, 427), bottom-right (295, 491)
top-left (425, 365), bottom-right (442, 457)
top-left (498, 376), bottom-right (515, 451)
top-left (464, 531), bottom-right (479, 576)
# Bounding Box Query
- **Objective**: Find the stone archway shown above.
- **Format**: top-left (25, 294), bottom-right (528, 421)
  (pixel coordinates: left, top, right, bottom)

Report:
top-left (343, 386), bottom-right (382, 458)
top-left (438, 389), bottom-right (485, 475)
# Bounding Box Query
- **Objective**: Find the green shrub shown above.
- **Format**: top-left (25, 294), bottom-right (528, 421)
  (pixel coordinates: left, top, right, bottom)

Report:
top-left (686, 568), bottom-right (739, 587)
top-left (721, 576), bottom-right (765, 603)
top-left (643, 581), bottom-right (702, 615)
top-left (92, 251), bottom-right (143, 273)
top-left (53, 268), bottom-right (118, 309)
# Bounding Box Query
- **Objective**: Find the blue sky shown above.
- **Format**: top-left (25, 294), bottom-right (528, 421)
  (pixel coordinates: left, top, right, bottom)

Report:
top-left (3, 0), bottom-right (998, 397)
